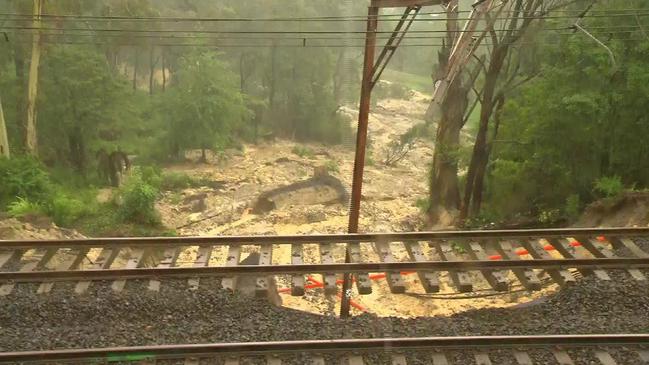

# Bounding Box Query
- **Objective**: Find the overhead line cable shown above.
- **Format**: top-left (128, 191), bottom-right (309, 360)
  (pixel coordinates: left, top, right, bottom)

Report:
top-left (3, 23), bottom-right (646, 36)
top-left (7, 28), bottom-right (643, 43)
top-left (13, 38), bottom-right (647, 48)
top-left (1, 10), bottom-right (648, 22)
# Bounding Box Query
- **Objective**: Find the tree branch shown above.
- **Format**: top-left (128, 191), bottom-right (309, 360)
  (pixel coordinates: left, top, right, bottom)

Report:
top-left (636, 14), bottom-right (649, 40)
top-left (472, 54), bottom-right (487, 75)
top-left (484, 12), bottom-right (500, 47)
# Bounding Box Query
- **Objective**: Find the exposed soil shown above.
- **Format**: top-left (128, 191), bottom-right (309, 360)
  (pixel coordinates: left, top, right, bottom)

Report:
top-left (577, 192), bottom-right (649, 228)
top-left (151, 93), bottom-right (556, 317)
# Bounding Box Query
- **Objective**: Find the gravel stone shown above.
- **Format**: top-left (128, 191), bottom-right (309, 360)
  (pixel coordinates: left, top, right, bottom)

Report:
top-left (1, 267), bottom-right (648, 364)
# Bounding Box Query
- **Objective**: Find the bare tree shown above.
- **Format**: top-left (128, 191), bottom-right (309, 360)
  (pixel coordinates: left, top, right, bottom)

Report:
top-left (0, 95), bottom-right (9, 158)
top-left (460, 0), bottom-right (570, 221)
top-left (426, 0), bottom-right (482, 226)
top-left (24, 0), bottom-right (43, 155)
top-left (384, 134), bottom-right (417, 166)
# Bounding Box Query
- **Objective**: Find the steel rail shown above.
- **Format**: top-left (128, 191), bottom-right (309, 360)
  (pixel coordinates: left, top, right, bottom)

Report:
top-left (1, 227), bottom-right (648, 249)
top-left (1, 334), bottom-right (648, 362)
top-left (1, 258), bottom-right (648, 282)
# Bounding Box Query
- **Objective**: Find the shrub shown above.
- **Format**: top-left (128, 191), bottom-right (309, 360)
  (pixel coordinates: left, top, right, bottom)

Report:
top-left (117, 169), bottom-right (160, 225)
top-left (593, 176), bottom-right (624, 198)
top-left (538, 209), bottom-right (561, 225)
top-left (7, 198), bottom-right (45, 218)
top-left (415, 197), bottom-right (430, 213)
top-left (160, 171), bottom-right (213, 191)
top-left (292, 145), bottom-right (315, 158)
top-left (565, 194), bottom-right (581, 220)
top-left (48, 193), bottom-right (89, 227)
top-left (139, 165), bottom-right (163, 189)
top-left (324, 160), bottom-right (339, 173)
top-left (384, 131), bottom-right (418, 166)
top-left (160, 171), bottom-right (194, 191)
top-left (0, 157), bottom-right (52, 209)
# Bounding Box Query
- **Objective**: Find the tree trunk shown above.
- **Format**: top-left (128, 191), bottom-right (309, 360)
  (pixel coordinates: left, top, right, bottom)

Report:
top-left (24, 0), bottom-right (43, 156)
top-left (68, 127), bottom-right (86, 173)
top-left (161, 48), bottom-right (166, 92)
top-left (269, 45), bottom-right (277, 109)
top-left (427, 75), bottom-right (468, 226)
top-left (14, 44), bottom-right (26, 141)
top-left (426, 0), bottom-right (466, 227)
top-left (0, 95), bottom-right (9, 158)
top-left (460, 47), bottom-right (507, 221)
top-left (333, 48), bottom-right (346, 105)
top-left (239, 52), bottom-right (247, 93)
top-left (148, 47), bottom-right (155, 95)
top-left (133, 47), bottom-right (139, 91)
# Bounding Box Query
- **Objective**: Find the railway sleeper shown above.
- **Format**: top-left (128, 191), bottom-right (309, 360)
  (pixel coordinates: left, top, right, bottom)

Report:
top-left (496, 241), bottom-right (542, 291)
top-left (188, 245), bottom-right (213, 290)
top-left (469, 241), bottom-right (509, 292)
top-left (520, 239), bottom-right (575, 287)
top-left (320, 243), bottom-right (338, 295)
top-left (375, 239), bottom-right (406, 294)
top-left (404, 240), bottom-right (440, 293)
top-left (349, 242), bottom-right (372, 295)
top-left (429, 241), bottom-right (472, 292)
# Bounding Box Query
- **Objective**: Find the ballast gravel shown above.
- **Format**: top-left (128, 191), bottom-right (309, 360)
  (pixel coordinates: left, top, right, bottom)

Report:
top-left (0, 241), bottom-right (648, 364)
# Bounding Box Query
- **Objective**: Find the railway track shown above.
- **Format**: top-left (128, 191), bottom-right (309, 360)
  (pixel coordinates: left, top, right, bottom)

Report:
top-left (1, 334), bottom-right (648, 364)
top-left (1, 227), bottom-right (648, 296)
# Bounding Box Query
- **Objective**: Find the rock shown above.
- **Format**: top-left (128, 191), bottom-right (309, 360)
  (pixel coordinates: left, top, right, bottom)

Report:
top-left (182, 192), bottom-right (207, 205)
top-left (190, 199), bottom-right (207, 213)
top-left (2, 273), bottom-right (649, 364)
top-left (306, 210), bottom-right (327, 223)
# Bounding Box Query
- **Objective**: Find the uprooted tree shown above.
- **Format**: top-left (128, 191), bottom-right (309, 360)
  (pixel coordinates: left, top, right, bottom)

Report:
top-left (425, 0), bottom-right (482, 226)
top-left (427, 0), bottom-right (572, 226)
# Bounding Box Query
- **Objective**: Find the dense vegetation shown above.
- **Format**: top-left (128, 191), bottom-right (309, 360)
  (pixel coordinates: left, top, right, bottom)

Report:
top-left (478, 0), bottom-right (649, 225)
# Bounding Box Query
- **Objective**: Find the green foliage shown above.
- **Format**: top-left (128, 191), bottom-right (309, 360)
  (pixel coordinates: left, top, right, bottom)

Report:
top-left (160, 171), bottom-right (194, 191)
top-left (139, 166), bottom-right (164, 189)
top-left (593, 176), bottom-right (624, 198)
top-left (482, 0), bottom-right (649, 221)
top-left (47, 193), bottom-right (90, 227)
top-left (565, 194), bottom-right (581, 220)
top-left (538, 209), bottom-right (561, 225)
top-left (7, 198), bottom-right (45, 218)
top-left (160, 171), bottom-right (211, 191)
top-left (324, 160), bottom-right (339, 173)
top-left (157, 51), bottom-right (250, 160)
top-left (116, 168), bottom-right (160, 225)
top-left (415, 197), bottom-right (430, 213)
top-left (291, 145), bottom-right (315, 158)
top-left (37, 47), bottom-right (141, 172)
top-left (0, 157), bottom-right (52, 209)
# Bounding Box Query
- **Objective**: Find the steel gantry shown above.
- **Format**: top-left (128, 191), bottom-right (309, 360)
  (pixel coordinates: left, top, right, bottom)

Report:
top-left (343, 0), bottom-right (501, 317)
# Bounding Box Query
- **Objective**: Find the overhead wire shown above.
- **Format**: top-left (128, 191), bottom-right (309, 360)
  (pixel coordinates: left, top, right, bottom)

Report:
top-left (5, 28), bottom-right (644, 44)
top-left (0, 9), bottom-right (648, 22)
top-left (10, 37), bottom-right (647, 49)
top-left (2, 23), bottom-right (646, 36)
top-left (2, 7), bottom-right (646, 49)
